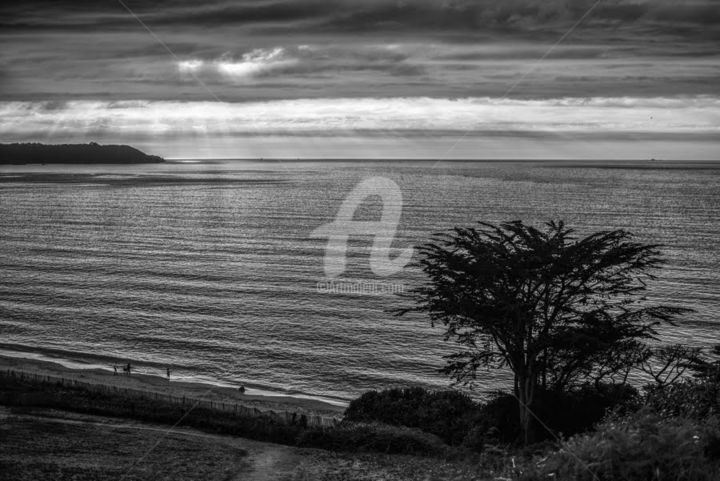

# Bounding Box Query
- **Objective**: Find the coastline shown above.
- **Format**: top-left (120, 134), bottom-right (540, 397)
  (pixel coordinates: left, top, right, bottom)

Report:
top-left (0, 353), bottom-right (345, 417)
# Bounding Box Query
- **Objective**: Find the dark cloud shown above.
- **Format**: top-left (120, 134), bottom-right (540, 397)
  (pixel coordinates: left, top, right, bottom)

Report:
top-left (0, 0), bottom-right (718, 102)
top-left (2, 0), bottom-right (720, 34)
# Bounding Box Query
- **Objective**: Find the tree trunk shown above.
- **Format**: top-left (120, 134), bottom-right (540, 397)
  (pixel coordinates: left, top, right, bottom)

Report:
top-left (516, 373), bottom-right (535, 445)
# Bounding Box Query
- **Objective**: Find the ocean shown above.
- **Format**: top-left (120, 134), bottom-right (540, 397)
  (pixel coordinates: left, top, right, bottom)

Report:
top-left (1, 160), bottom-right (718, 404)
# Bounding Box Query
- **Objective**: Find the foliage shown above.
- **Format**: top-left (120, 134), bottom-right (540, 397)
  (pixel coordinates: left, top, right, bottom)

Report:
top-left (477, 383), bottom-right (640, 443)
top-left (399, 220), bottom-right (687, 443)
top-left (522, 411), bottom-right (720, 481)
top-left (296, 422), bottom-right (447, 456)
top-left (640, 343), bottom-right (702, 388)
top-left (0, 373), bottom-right (444, 457)
top-left (640, 344), bottom-right (720, 419)
top-left (286, 450), bottom-right (514, 481)
top-left (459, 424), bottom-right (486, 452)
top-left (688, 344), bottom-right (720, 382)
top-left (344, 387), bottom-right (480, 445)
top-left (644, 378), bottom-right (720, 420)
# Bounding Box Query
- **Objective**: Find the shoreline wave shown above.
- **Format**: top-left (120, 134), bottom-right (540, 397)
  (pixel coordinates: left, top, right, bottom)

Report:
top-left (0, 343), bottom-right (349, 408)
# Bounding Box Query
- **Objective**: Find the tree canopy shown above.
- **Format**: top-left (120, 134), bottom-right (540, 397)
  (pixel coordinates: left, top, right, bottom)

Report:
top-left (399, 220), bottom-right (688, 443)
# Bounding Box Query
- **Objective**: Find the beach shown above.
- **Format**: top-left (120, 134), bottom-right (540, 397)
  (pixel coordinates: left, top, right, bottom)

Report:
top-left (0, 354), bottom-right (345, 418)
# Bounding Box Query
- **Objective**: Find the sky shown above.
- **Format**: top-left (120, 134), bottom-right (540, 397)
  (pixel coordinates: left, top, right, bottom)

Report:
top-left (1, 0), bottom-right (719, 159)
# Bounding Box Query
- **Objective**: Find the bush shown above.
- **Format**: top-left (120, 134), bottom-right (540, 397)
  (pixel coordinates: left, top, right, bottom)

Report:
top-left (460, 424), bottom-right (486, 452)
top-left (644, 378), bottom-right (720, 419)
top-left (344, 387), bottom-right (480, 445)
top-left (0, 373), bottom-right (449, 457)
top-left (297, 421), bottom-right (447, 456)
top-left (522, 411), bottom-right (720, 481)
top-left (476, 383), bottom-right (640, 443)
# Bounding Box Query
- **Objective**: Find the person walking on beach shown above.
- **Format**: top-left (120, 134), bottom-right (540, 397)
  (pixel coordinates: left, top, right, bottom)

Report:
top-left (113, 365), bottom-right (118, 376)
top-left (166, 367), bottom-right (171, 380)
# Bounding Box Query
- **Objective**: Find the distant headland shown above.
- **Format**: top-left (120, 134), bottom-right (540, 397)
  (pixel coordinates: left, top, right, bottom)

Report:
top-left (0, 142), bottom-right (164, 165)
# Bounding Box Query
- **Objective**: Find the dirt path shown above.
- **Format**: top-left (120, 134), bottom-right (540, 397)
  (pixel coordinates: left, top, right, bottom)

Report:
top-left (239, 447), bottom-right (302, 481)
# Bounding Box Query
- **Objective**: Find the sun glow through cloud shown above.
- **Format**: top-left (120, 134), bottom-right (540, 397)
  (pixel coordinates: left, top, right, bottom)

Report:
top-left (217, 48), bottom-right (295, 79)
top-left (1, 96), bottom-right (718, 159)
top-left (2, 97), bottom-right (718, 136)
top-left (177, 48), bottom-right (298, 81)
top-left (177, 59), bottom-right (204, 73)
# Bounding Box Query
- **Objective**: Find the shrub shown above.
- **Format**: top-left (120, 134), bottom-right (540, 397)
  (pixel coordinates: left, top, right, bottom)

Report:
top-left (460, 424), bottom-right (485, 452)
top-left (0, 373), bottom-right (447, 457)
top-left (542, 383), bottom-right (640, 437)
top-left (644, 378), bottom-right (720, 419)
top-left (296, 422), bottom-right (447, 456)
top-left (522, 410), bottom-right (720, 481)
top-left (476, 383), bottom-right (640, 444)
top-left (344, 387), bottom-right (480, 445)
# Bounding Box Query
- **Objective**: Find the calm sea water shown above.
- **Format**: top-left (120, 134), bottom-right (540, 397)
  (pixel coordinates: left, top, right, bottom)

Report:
top-left (1, 160), bottom-right (718, 403)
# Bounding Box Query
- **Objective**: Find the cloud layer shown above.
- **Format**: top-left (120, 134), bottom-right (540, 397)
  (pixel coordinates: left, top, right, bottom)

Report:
top-left (1, 0), bottom-right (719, 102)
top-left (2, 97), bottom-right (717, 139)
top-left (1, 1), bottom-right (718, 158)
top-left (3, 1), bottom-right (720, 33)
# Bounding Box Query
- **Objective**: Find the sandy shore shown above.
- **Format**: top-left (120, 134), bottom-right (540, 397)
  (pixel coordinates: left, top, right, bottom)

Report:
top-left (0, 354), bottom-right (345, 417)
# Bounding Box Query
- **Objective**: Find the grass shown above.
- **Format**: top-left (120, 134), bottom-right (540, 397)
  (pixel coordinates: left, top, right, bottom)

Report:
top-left (0, 408), bottom-right (512, 481)
top-left (0, 372), bottom-right (447, 458)
top-left (0, 412), bottom-right (250, 481)
top-left (283, 451), bottom-right (512, 481)
top-left (0, 373), bottom-right (517, 480)
top-left (7, 371), bottom-right (719, 480)
top-left (519, 410), bottom-right (720, 481)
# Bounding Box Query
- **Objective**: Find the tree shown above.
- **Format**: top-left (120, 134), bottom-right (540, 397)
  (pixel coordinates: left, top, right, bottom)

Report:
top-left (687, 344), bottom-right (720, 382)
top-left (640, 344), bottom-right (702, 388)
top-left (398, 220), bottom-right (687, 444)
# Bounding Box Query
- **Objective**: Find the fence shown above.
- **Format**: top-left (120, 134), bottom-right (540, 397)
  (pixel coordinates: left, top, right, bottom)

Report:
top-left (2, 368), bottom-right (341, 428)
